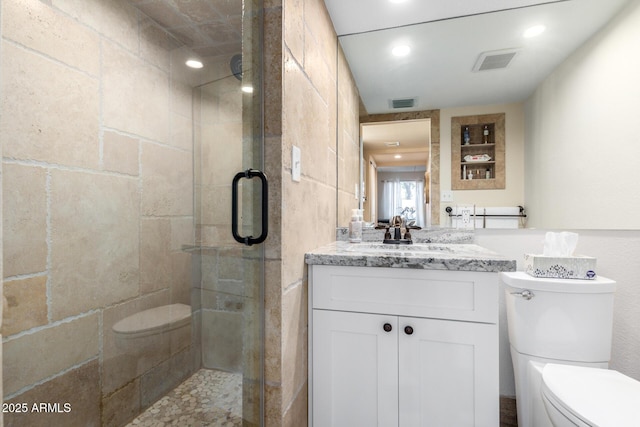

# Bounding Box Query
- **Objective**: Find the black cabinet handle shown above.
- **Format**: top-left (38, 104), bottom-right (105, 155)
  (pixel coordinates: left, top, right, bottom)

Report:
top-left (404, 326), bottom-right (414, 335)
top-left (232, 169), bottom-right (268, 246)
top-left (383, 323), bottom-right (393, 332)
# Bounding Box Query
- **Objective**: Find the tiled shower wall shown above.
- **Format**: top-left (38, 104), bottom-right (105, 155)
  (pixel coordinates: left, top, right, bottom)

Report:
top-left (262, 0), bottom-right (360, 424)
top-left (1, 0), bottom-right (196, 425)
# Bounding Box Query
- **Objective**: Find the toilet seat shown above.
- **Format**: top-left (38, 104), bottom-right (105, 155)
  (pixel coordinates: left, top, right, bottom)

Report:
top-left (541, 364), bottom-right (640, 427)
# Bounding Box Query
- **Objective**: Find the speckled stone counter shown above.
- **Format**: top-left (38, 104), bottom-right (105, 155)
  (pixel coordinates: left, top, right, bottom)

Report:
top-left (305, 241), bottom-right (516, 272)
top-left (336, 227), bottom-right (474, 244)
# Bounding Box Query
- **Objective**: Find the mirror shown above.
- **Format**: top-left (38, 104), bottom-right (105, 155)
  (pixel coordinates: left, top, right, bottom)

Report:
top-left (333, 0), bottom-right (639, 229)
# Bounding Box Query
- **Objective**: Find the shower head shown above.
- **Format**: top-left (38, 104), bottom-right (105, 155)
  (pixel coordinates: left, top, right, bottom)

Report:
top-left (230, 54), bottom-right (242, 80)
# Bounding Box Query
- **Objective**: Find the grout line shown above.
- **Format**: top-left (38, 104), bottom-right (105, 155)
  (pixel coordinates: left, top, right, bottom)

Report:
top-left (45, 169), bottom-right (53, 324)
top-left (3, 271), bottom-right (48, 282)
top-left (2, 158), bottom-right (139, 179)
top-left (3, 309), bottom-right (101, 343)
top-left (99, 36), bottom-right (105, 169)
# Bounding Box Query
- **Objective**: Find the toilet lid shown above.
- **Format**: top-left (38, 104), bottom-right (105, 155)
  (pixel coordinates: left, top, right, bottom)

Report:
top-left (542, 364), bottom-right (640, 427)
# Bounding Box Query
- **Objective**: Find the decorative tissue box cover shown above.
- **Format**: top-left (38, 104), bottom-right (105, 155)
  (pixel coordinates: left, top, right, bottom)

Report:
top-left (524, 254), bottom-right (597, 280)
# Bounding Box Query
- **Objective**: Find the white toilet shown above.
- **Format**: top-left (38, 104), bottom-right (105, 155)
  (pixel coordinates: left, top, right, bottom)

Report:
top-left (541, 363), bottom-right (640, 427)
top-left (502, 271), bottom-right (640, 427)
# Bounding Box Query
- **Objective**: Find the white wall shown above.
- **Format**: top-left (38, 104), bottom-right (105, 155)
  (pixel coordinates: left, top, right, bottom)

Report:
top-left (440, 103), bottom-right (525, 224)
top-left (524, 0), bottom-right (640, 229)
top-left (475, 229), bottom-right (640, 397)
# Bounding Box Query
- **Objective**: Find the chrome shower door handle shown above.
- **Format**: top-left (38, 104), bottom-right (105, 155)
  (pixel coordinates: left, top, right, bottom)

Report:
top-left (232, 169), bottom-right (268, 246)
top-left (511, 289), bottom-right (534, 300)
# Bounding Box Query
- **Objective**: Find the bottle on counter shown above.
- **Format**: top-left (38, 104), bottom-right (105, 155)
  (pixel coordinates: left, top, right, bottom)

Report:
top-left (349, 209), bottom-right (363, 243)
top-left (483, 125), bottom-right (489, 144)
top-left (485, 168), bottom-right (491, 179)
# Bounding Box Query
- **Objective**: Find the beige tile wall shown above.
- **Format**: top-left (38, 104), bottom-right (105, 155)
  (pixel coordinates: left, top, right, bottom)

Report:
top-left (263, 0), bottom-right (360, 425)
top-left (1, 0), bottom-right (196, 424)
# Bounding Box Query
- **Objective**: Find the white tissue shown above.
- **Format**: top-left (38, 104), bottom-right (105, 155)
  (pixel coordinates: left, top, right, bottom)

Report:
top-left (543, 231), bottom-right (579, 257)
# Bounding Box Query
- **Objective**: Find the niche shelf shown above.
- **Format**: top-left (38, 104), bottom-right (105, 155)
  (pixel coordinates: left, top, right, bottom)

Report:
top-left (451, 113), bottom-right (505, 190)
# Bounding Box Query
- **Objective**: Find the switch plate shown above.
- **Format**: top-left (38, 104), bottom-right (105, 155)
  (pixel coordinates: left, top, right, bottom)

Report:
top-left (292, 145), bottom-right (301, 182)
top-left (441, 190), bottom-right (454, 202)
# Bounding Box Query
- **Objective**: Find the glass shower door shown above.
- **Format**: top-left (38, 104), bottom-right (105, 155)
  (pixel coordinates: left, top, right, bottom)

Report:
top-left (192, 2), bottom-right (265, 424)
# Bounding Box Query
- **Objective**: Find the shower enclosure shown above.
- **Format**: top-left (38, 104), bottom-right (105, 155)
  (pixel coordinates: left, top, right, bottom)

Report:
top-left (1, 0), bottom-right (265, 425)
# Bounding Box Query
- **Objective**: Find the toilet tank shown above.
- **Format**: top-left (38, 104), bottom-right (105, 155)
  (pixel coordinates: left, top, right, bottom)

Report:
top-left (501, 272), bottom-right (616, 363)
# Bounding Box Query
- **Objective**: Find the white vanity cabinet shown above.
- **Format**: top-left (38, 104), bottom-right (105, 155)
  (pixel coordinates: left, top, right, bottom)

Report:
top-left (308, 265), bottom-right (499, 427)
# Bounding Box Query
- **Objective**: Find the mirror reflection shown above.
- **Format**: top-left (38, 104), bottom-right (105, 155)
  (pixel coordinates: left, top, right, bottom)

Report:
top-left (362, 120), bottom-right (430, 228)
top-left (332, 0), bottom-right (639, 229)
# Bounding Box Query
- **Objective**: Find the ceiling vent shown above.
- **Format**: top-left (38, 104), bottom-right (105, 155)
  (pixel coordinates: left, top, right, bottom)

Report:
top-left (390, 97), bottom-right (416, 109)
top-left (473, 48), bottom-right (520, 72)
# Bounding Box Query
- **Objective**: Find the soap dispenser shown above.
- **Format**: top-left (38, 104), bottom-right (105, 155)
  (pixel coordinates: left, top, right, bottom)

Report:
top-left (349, 209), bottom-right (363, 243)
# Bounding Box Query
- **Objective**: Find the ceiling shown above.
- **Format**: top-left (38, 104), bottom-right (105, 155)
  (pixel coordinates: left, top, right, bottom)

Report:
top-left (130, 0), bottom-right (242, 58)
top-left (129, 0), bottom-right (244, 86)
top-left (324, 0), bottom-right (632, 114)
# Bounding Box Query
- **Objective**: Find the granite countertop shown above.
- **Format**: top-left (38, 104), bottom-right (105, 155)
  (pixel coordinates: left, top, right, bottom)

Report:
top-left (305, 241), bottom-right (516, 273)
top-left (336, 226), bottom-right (474, 244)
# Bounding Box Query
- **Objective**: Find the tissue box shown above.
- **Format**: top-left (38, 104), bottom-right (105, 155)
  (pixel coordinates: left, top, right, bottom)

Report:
top-left (524, 254), bottom-right (597, 280)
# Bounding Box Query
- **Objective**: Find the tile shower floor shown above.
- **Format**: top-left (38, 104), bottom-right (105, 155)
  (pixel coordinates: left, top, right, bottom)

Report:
top-left (127, 369), bottom-right (242, 427)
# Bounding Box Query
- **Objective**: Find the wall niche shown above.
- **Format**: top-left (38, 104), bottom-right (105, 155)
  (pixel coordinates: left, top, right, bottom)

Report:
top-left (451, 113), bottom-right (505, 190)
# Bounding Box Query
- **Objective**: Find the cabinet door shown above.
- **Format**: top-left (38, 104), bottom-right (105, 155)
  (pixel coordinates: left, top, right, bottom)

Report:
top-left (398, 317), bottom-right (498, 427)
top-left (312, 310), bottom-right (399, 427)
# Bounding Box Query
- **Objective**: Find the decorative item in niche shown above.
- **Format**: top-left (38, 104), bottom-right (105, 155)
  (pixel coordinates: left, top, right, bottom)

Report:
top-left (463, 154), bottom-right (492, 162)
top-left (451, 113), bottom-right (505, 190)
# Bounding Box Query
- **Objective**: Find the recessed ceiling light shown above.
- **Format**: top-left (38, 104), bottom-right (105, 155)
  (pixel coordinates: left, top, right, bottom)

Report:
top-left (242, 85), bottom-right (254, 93)
top-left (392, 45), bottom-right (411, 57)
top-left (394, 154), bottom-right (402, 159)
top-left (523, 25), bottom-right (546, 38)
top-left (186, 59), bottom-right (203, 69)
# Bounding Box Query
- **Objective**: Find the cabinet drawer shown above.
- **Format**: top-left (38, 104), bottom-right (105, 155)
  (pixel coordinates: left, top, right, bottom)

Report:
top-left (311, 265), bottom-right (498, 323)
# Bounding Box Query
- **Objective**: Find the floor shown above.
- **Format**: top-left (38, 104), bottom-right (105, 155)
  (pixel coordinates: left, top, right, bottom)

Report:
top-left (128, 368), bottom-right (518, 427)
top-left (500, 396), bottom-right (519, 427)
top-left (126, 369), bottom-right (242, 427)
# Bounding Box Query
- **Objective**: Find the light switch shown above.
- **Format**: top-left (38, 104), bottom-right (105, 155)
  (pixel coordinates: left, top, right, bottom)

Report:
top-left (292, 145), bottom-right (301, 182)
top-left (441, 190), bottom-right (454, 202)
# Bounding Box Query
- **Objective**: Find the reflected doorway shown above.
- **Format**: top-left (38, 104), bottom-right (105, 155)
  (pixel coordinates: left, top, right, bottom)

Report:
top-left (362, 119), bottom-right (431, 227)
